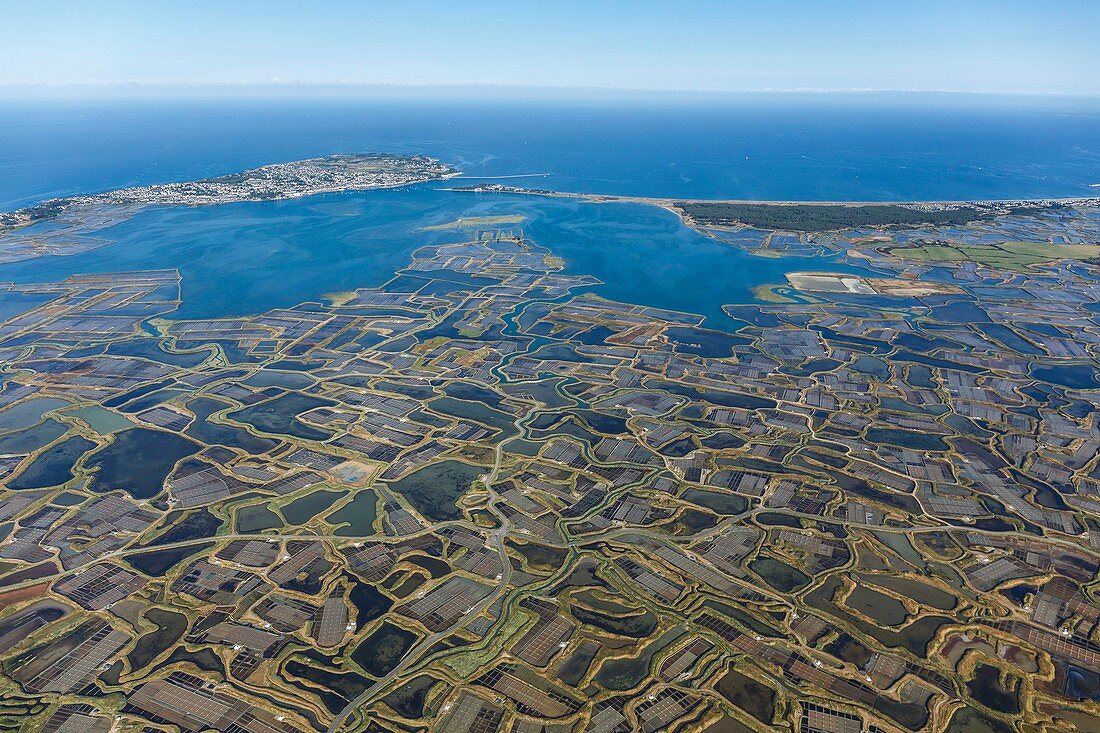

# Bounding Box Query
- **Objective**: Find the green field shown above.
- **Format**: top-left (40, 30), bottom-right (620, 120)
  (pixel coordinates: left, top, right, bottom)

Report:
top-left (887, 240), bottom-right (1100, 271)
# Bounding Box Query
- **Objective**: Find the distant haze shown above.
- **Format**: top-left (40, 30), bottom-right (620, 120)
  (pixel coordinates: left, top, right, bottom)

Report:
top-left (1, 1), bottom-right (1098, 95)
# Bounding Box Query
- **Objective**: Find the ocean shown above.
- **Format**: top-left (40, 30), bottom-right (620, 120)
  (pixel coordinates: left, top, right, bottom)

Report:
top-left (1, 94), bottom-right (1098, 327)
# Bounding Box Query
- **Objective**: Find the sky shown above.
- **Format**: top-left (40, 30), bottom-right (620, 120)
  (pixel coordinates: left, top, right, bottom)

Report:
top-left (2, 1), bottom-right (1098, 95)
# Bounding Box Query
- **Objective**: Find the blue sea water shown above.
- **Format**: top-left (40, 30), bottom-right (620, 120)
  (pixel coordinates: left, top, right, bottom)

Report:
top-left (1, 95), bottom-right (1098, 328)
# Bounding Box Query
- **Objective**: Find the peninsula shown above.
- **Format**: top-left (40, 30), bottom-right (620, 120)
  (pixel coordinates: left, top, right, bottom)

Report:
top-left (0, 154), bottom-right (458, 262)
top-left (451, 182), bottom-right (1097, 232)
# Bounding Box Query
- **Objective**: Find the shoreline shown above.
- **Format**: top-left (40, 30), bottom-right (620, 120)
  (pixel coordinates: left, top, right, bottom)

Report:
top-left (441, 183), bottom-right (1100, 209)
top-left (443, 183), bottom-right (1100, 234)
top-left (0, 154), bottom-right (459, 231)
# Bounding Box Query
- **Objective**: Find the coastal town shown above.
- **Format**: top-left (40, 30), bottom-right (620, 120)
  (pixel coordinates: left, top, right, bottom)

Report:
top-left (0, 154), bottom-right (458, 263)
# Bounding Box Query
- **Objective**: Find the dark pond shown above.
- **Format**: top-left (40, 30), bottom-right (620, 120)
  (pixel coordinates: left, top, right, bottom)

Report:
top-left (7, 435), bottom-right (96, 489)
top-left (327, 489), bottom-right (378, 535)
top-left (907, 364), bottom-right (935, 388)
top-left (118, 388), bottom-right (188, 414)
top-left (784, 357), bottom-right (842, 377)
top-left (681, 488), bottom-right (748, 515)
top-left (127, 608), bottom-right (188, 670)
top-left (407, 554), bottom-right (451, 578)
top-left (283, 556), bottom-right (333, 596)
top-left (700, 431), bottom-right (745, 450)
top-left (0, 561), bottom-right (57, 588)
top-left (229, 392), bottom-right (335, 441)
top-left (704, 600), bottom-right (783, 638)
top-left (236, 503), bottom-right (283, 532)
top-left (556, 640), bottom-right (600, 687)
top-left (351, 621), bottom-right (418, 677)
top-left (595, 627), bottom-right (686, 691)
top-left (944, 706), bottom-right (1012, 733)
top-left (427, 396), bottom-right (516, 438)
top-left (87, 428), bottom-right (201, 499)
top-left (1064, 665), bottom-right (1100, 701)
top-left (388, 460), bottom-right (484, 522)
top-left (390, 573), bottom-right (427, 598)
top-left (865, 427), bottom-right (948, 452)
top-left (646, 379), bottom-right (775, 410)
top-left (749, 556), bottom-right (810, 592)
top-left (529, 417), bottom-right (600, 445)
top-left (715, 667), bottom-right (776, 723)
top-left (162, 646), bottom-right (223, 674)
top-left (966, 663), bottom-right (1019, 714)
top-left (861, 574), bottom-right (957, 612)
top-left (108, 338), bottom-right (211, 367)
top-left (507, 538), bottom-right (567, 570)
top-left (978, 324), bottom-right (1042, 355)
top-left (806, 576), bottom-right (949, 657)
top-left (125, 542), bottom-right (214, 576)
top-left (845, 585), bottom-right (909, 626)
top-left (894, 351), bottom-right (982, 374)
top-left (0, 418), bottom-right (68, 454)
top-left (381, 674), bottom-right (439, 718)
top-left (347, 576), bottom-right (393, 630)
top-left (1032, 363), bottom-right (1098, 389)
top-left (285, 659), bottom-right (371, 711)
top-left (0, 397), bottom-right (69, 431)
top-left (665, 326), bottom-right (749, 357)
top-left (573, 325), bottom-right (615, 345)
top-left (443, 382), bottom-right (506, 410)
top-left (186, 396), bottom-right (278, 454)
top-left (659, 437), bottom-right (698, 457)
top-left (282, 488), bottom-right (347, 525)
top-left (243, 370), bottom-right (316, 389)
top-left (102, 378), bottom-right (174, 409)
top-left (147, 507), bottom-right (222, 546)
top-left (0, 601), bottom-right (69, 654)
top-left (571, 604), bottom-right (657, 638)
top-left (373, 380), bottom-right (437, 400)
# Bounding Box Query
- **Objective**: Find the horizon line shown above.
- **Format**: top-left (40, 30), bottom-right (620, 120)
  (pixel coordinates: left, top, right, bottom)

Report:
top-left (2, 81), bottom-right (1099, 100)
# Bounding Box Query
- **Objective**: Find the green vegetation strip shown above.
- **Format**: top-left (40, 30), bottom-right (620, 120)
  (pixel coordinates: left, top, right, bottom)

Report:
top-left (677, 202), bottom-right (992, 231)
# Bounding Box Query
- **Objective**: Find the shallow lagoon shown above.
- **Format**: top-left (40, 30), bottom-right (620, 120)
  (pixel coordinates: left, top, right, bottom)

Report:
top-left (235, 503), bottom-right (283, 533)
top-left (281, 488), bottom-right (347, 525)
top-left (845, 585), bottom-right (909, 627)
top-left (0, 419), bottom-right (69, 454)
top-left (2, 97), bottom-right (1098, 334)
top-left (0, 397), bottom-right (69, 432)
top-left (327, 490), bottom-right (379, 536)
top-left (0, 186), bottom-right (861, 331)
top-left (861, 573), bottom-right (957, 611)
top-left (67, 405), bottom-right (134, 434)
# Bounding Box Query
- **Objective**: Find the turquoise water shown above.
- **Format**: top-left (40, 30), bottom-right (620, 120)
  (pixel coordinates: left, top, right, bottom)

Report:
top-left (1, 96), bottom-right (1097, 328)
top-left (0, 185), bottom-right (863, 329)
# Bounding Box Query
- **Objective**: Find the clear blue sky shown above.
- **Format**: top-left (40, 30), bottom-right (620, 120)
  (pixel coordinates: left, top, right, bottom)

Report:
top-left (3, 1), bottom-right (1097, 94)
